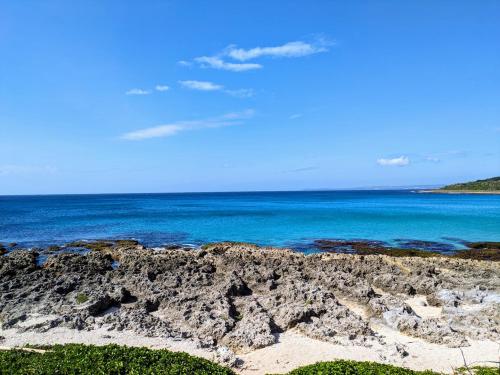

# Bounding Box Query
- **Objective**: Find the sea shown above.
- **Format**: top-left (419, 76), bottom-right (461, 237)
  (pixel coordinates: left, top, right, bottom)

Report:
top-left (1, 190), bottom-right (499, 253)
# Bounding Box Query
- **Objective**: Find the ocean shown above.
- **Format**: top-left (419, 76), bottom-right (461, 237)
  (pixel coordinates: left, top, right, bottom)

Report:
top-left (1, 190), bottom-right (499, 252)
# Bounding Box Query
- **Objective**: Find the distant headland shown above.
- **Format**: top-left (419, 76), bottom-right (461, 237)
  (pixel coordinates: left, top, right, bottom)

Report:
top-left (420, 176), bottom-right (500, 195)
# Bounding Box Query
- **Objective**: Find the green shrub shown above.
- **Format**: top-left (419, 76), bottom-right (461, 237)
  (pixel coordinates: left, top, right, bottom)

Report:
top-left (0, 344), bottom-right (235, 374)
top-left (454, 366), bottom-right (499, 375)
top-left (285, 360), bottom-right (439, 375)
top-left (283, 361), bottom-right (499, 375)
top-left (1, 347), bottom-right (497, 375)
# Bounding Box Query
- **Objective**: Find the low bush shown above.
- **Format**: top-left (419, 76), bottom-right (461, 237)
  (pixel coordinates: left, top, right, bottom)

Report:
top-left (453, 366), bottom-right (499, 375)
top-left (285, 361), bottom-right (498, 375)
top-left (0, 344), bottom-right (234, 374)
top-left (1, 345), bottom-right (497, 374)
top-left (286, 360), bottom-right (439, 374)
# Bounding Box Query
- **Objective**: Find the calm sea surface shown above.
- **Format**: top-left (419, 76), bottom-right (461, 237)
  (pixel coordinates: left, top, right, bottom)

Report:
top-left (0, 191), bottom-right (499, 251)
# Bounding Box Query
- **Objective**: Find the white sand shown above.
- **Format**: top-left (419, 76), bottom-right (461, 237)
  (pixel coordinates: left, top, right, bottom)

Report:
top-left (238, 329), bottom-right (499, 374)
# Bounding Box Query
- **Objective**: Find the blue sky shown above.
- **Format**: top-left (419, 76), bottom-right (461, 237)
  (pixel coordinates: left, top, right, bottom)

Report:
top-left (0, 0), bottom-right (499, 194)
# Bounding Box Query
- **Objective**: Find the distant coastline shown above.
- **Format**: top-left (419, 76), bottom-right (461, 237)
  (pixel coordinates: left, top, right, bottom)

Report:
top-left (418, 189), bottom-right (500, 195)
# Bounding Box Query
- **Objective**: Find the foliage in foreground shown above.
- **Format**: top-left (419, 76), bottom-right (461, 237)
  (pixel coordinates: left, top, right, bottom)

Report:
top-left (0, 344), bottom-right (234, 375)
top-left (285, 360), bottom-right (440, 375)
top-left (453, 367), bottom-right (499, 375)
top-left (1, 345), bottom-right (498, 375)
top-left (285, 360), bottom-right (499, 375)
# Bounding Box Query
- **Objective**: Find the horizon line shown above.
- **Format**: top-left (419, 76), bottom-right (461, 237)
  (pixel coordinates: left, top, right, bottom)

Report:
top-left (0, 185), bottom-right (443, 197)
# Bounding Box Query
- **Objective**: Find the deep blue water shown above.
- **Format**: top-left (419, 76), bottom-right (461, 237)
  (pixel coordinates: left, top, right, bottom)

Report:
top-left (0, 190), bottom-right (499, 251)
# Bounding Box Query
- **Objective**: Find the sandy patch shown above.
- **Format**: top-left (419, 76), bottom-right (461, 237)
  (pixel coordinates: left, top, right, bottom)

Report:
top-left (405, 295), bottom-right (442, 319)
top-left (239, 329), bottom-right (499, 374)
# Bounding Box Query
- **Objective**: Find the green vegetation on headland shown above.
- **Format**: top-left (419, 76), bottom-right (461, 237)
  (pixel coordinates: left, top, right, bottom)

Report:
top-left (434, 176), bottom-right (500, 193)
top-left (0, 345), bottom-right (497, 375)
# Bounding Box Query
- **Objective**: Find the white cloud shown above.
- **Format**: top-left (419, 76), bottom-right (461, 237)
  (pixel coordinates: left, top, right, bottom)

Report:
top-left (184, 38), bottom-right (333, 72)
top-left (0, 164), bottom-right (57, 176)
top-left (121, 110), bottom-right (254, 141)
top-left (178, 60), bottom-right (193, 67)
top-left (289, 113), bottom-right (302, 120)
top-left (220, 109), bottom-right (255, 119)
top-left (194, 56), bottom-right (262, 72)
top-left (376, 156), bottom-right (410, 167)
top-left (155, 85), bottom-right (169, 92)
top-left (125, 88), bottom-right (151, 95)
top-left (283, 166), bottom-right (318, 173)
top-left (179, 80), bottom-right (223, 91)
top-left (224, 88), bottom-right (254, 98)
top-left (179, 80), bottom-right (253, 98)
top-left (425, 156), bottom-right (441, 163)
top-left (226, 41), bottom-right (329, 61)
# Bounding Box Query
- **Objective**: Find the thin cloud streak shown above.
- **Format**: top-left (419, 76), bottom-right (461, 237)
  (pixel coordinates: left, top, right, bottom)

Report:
top-left (155, 85), bottom-right (169, 92)
top-left (377, 156), bottom-right (410, 166)
top-left (224, 88), bottom-right (254, 98)
top-left (283, 166), bottom-right (318, 173)
top-left (179, 80), bottom-right (223, 91)
top-left (194, 56), bottom-right (262, 72)
top-left (184, 38), bottom-right (333, 72)
top-left (227, 41), bottom-right (329, 61)
top-left (0, 164), bottom-right (58, 176)
top-left (125, 88), bottom-right (151, 95)
top-left (179, 80), bottom-right (254, 97)
top-left (121, 110), bottom-right (254, 141)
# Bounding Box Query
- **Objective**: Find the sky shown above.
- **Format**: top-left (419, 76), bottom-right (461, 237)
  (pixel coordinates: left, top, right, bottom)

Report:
top-left (0, 0), bottom-right (499, 195)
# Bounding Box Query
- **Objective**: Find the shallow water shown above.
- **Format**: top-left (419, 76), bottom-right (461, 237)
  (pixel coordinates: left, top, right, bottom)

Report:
top-left (0, 190), bottom-right (499, 251)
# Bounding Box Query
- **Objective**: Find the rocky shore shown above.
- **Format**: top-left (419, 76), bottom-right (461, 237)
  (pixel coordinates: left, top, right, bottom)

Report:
top-left (1, 241), bottom-right (499, 372)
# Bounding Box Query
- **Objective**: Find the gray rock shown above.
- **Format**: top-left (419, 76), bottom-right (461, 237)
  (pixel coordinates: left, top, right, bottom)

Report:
top-left (0, 242), bottom-right (498, 351)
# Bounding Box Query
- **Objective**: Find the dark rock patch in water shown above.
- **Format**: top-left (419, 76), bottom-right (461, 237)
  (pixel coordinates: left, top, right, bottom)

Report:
top-left (393, 239), bottom-right (457, 253)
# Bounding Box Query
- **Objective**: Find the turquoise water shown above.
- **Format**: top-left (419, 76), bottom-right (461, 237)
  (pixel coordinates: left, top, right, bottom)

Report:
top-left (0, 191), bottom-right (499, 251)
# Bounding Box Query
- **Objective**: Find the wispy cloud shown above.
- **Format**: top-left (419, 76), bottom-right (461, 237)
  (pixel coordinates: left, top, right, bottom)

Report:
top-left (179, 80), bottom-right (254, 98)
top-left (177, 60), bottom-right (193, 67)
top-left (120, 109), bottom-right (254, 141)
top-left (424, 156), bottom-right (441, 163)
top-left (0, 164), bottom-right (57, 176)
top-left (377, 156), bottom-right (410, 167)
top-left (225, 88), bottom-right (254, 98)
top-left (155, 85), bottom-right (169, 92)
top-left (194, 56), bottom-right (262, 72)
top-left (125, 88), bottom-right (151, 95)
top-left (283, 166), bottom-right (318, 173)
top-left (227, 40), bottom-right (330, 61)
top-left (289, 113), bottom-right (303, 120)
top-left (183, 37), bottom-right (333, 72)
top-left (179, 80), bottom-right (223, 91)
